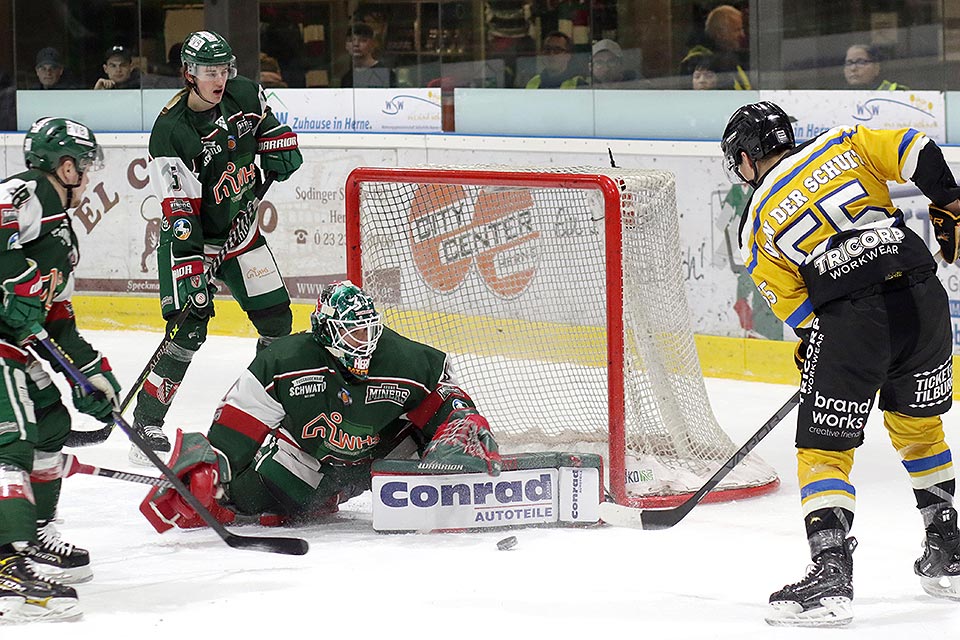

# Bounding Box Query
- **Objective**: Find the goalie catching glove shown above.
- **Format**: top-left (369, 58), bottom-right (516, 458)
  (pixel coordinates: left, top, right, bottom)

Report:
top-left (929, 203), bottom-right (960, 263)
top-left (421, 412), bottom-right (502, 476)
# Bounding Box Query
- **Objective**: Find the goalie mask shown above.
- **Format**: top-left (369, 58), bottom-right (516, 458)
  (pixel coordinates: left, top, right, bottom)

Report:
top-left (311, 281), bottom-right (383, 378)
top-left (721, 101), bottom-right (794, 186)
top-left (181, 30), bottom-right (237, 80)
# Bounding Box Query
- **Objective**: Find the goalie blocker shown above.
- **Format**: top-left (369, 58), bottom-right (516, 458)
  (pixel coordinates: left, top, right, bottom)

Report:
top-left (371, 452), bottom-right (603, 531)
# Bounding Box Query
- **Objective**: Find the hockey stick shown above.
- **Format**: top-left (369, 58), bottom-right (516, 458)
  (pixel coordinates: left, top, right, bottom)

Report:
top-left (66, 173), bottom-right (276, 448)
top-left (599, 390), bottom-right (801, 530)
top-left (61, 453), bottom-right (174, 488)
top-left (35, 335), bottom-right (309, 556)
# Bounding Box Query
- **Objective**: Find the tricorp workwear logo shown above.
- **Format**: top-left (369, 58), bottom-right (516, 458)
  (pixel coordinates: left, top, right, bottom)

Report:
top-left (408, 184), bottom-right (540, 298)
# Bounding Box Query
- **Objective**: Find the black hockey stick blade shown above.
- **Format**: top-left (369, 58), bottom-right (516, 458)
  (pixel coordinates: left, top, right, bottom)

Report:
top-left (65, 423), bottom-right (113, 447)
top-left (600, 390), bottom-right (801, 530)
top-left (34, 336), bottom-right (309, 556)
top-left (225, 534), bottom-right (309, 555)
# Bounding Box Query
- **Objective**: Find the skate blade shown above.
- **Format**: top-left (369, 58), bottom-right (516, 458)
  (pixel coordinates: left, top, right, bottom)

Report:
top-left (29, 562), bottom-right (93, 585)
top-left (920, 575), bottom-right (960, 601)
top-left (765, 596), bottom-right (853, 627)
top-left (129, 445), bottom-right (170, 467)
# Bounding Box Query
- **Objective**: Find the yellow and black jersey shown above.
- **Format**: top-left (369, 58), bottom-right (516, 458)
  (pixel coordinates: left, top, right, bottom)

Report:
top-left (739, 125), bottom-right (937, 329)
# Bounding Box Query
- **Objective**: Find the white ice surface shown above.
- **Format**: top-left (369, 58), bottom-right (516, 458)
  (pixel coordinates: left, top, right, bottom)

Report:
top-left (21, 330), bottom-right (960, 638)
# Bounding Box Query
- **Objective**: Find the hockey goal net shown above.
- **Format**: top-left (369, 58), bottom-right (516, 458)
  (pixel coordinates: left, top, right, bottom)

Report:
top-left (345, 166), bottom-right (779, 508)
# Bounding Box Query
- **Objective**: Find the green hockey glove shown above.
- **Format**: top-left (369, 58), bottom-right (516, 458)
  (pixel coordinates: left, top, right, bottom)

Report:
top-left (1, 258), bottom-right (45, 328)
top-left (929, 203), bottom-right (960, 263)
top-left (70, 356), bottom-right (122, 423)
top-left (421, 413), bottom-right (502, 476)
top-left (171, 257), bottom-right (214, 319)
top-left (257, 128), bottom-right (302, 181)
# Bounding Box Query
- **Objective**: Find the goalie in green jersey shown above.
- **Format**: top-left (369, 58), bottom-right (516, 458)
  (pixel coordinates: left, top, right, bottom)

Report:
top-left (140, 281), bottom-right (502, 532)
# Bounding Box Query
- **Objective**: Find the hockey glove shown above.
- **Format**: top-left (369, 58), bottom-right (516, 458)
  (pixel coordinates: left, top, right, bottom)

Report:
top-left (70, 356), bottom-right (122, 423)
top-left (172, 257), bottom-right (215, 319)
top-left (421, 413), bottom-right (502, 476)
top-left (1, 258), bottom-right (45, 329)
top-left (929, 203), bottom-right (960, 263)
top-left (139, 430), bottom-right (235, 533)
top-left (794, 327), bottom-right (813, 372)
top-left (257, 128), bottom-right (302, 182)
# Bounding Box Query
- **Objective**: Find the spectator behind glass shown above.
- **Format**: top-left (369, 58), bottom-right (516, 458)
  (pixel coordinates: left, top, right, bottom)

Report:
top-left (33, 47), bottom-right (75, 90)
top-left (681, 50), bottom-right (738, 90)
top-left (341, 23), bottom-right (395, 88)
top-left (259, 52), bottom-right (288, 88)
top-left (682, 4), bottom-right (750, 90)
top-left (93, 45), bottom-right (140, 90)
top-left (526, 31), bottom-right (587, 89)
top-left (589, 39), bottom-right (643, 89)
top-left (843, 44), bottom-right (908, 91)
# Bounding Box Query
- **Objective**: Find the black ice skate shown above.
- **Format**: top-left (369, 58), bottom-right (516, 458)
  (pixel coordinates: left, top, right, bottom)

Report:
top-left (129, 420), bottom-right (171, 466)
top-left (765, 536), bottom-right (856, 627)
top-left (915, 505), bottom-right (960, 601)
top-left (0, 551), bottom-right (81, 623)
top-left (14, 520), bottom-right (92, 585)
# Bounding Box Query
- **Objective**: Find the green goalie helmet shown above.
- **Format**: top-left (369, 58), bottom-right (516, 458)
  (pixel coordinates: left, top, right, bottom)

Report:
top-left (23, 117), bottom-right (104, 175)
top-left (181, 30), bottom-right (237, 78)
top-left (311, 280), bottom-right (383, 378)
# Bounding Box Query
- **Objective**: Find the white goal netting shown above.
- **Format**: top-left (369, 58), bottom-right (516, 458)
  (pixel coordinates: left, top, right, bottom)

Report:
top-left (347, 166), bottom-right (778, 506)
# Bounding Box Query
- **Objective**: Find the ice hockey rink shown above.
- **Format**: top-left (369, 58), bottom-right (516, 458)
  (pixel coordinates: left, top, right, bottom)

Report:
top-left (27, 329), bottom-right (960, 638)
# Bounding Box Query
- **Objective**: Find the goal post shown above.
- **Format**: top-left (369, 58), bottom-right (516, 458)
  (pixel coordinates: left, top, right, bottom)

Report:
top-left (345, 166), bottom-right (779, 508)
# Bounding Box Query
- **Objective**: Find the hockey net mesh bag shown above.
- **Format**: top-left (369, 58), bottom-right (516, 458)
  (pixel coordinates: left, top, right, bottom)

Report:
top-left (346, 166), bottom-right (778, 507)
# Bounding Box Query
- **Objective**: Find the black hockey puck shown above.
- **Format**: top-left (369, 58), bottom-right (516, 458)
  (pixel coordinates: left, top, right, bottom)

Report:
top-left (496, 535), bottom-right (517, 551)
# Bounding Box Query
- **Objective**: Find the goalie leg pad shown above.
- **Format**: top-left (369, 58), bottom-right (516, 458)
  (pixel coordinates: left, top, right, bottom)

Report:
top-left (371, 452), bottom-right (603, 532)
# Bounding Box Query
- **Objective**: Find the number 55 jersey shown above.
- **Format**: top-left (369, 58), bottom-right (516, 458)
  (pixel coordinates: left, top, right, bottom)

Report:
top-left (738, 125), bottom-right (938, 329)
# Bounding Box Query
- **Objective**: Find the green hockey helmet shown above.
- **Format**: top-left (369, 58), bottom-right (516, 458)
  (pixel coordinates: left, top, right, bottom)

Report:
top-left (311, 280), bottom-right (383, 378)
top-left (23, 117), bottom-right (103, 175)
top-left (181, 30), bottom-right (237, 78)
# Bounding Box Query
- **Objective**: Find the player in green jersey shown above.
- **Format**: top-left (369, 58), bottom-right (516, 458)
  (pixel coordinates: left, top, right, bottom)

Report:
top-left (0, 117), bottom-right (124, 622)
top-left (140, 281), bottom-right (502, 532)
top-left (132, 30), bottom-right (303, 465)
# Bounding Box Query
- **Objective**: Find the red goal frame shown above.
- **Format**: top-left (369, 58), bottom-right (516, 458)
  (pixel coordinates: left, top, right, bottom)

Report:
top-left (345, 166), bottom-right (779, 508)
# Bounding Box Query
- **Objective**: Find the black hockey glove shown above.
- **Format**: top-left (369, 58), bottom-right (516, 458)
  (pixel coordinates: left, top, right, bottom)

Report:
top-left (794, 327), bottom-right (813, 372)
top-left (929, 203), bottom-right (960, 263)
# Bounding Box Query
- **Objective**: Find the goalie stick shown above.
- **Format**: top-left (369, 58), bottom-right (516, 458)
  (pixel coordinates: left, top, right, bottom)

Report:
top-left (61, 453), bottom-right (174, 488)
top-left (599, 390), bottom-right (800, 530)
top-left (66, 173), bottom-right (276, 448)
top-left (34, 334), bottom-right (309, 556)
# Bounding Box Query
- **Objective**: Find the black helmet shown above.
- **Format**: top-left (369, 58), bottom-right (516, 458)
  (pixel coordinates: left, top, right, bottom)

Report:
top-left (721, 101), bottom-right (794, 185)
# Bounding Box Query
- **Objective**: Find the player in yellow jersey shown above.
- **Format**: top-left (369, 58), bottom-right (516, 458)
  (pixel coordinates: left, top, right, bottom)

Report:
top-left (721, 101), bottom-right (960, 626)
